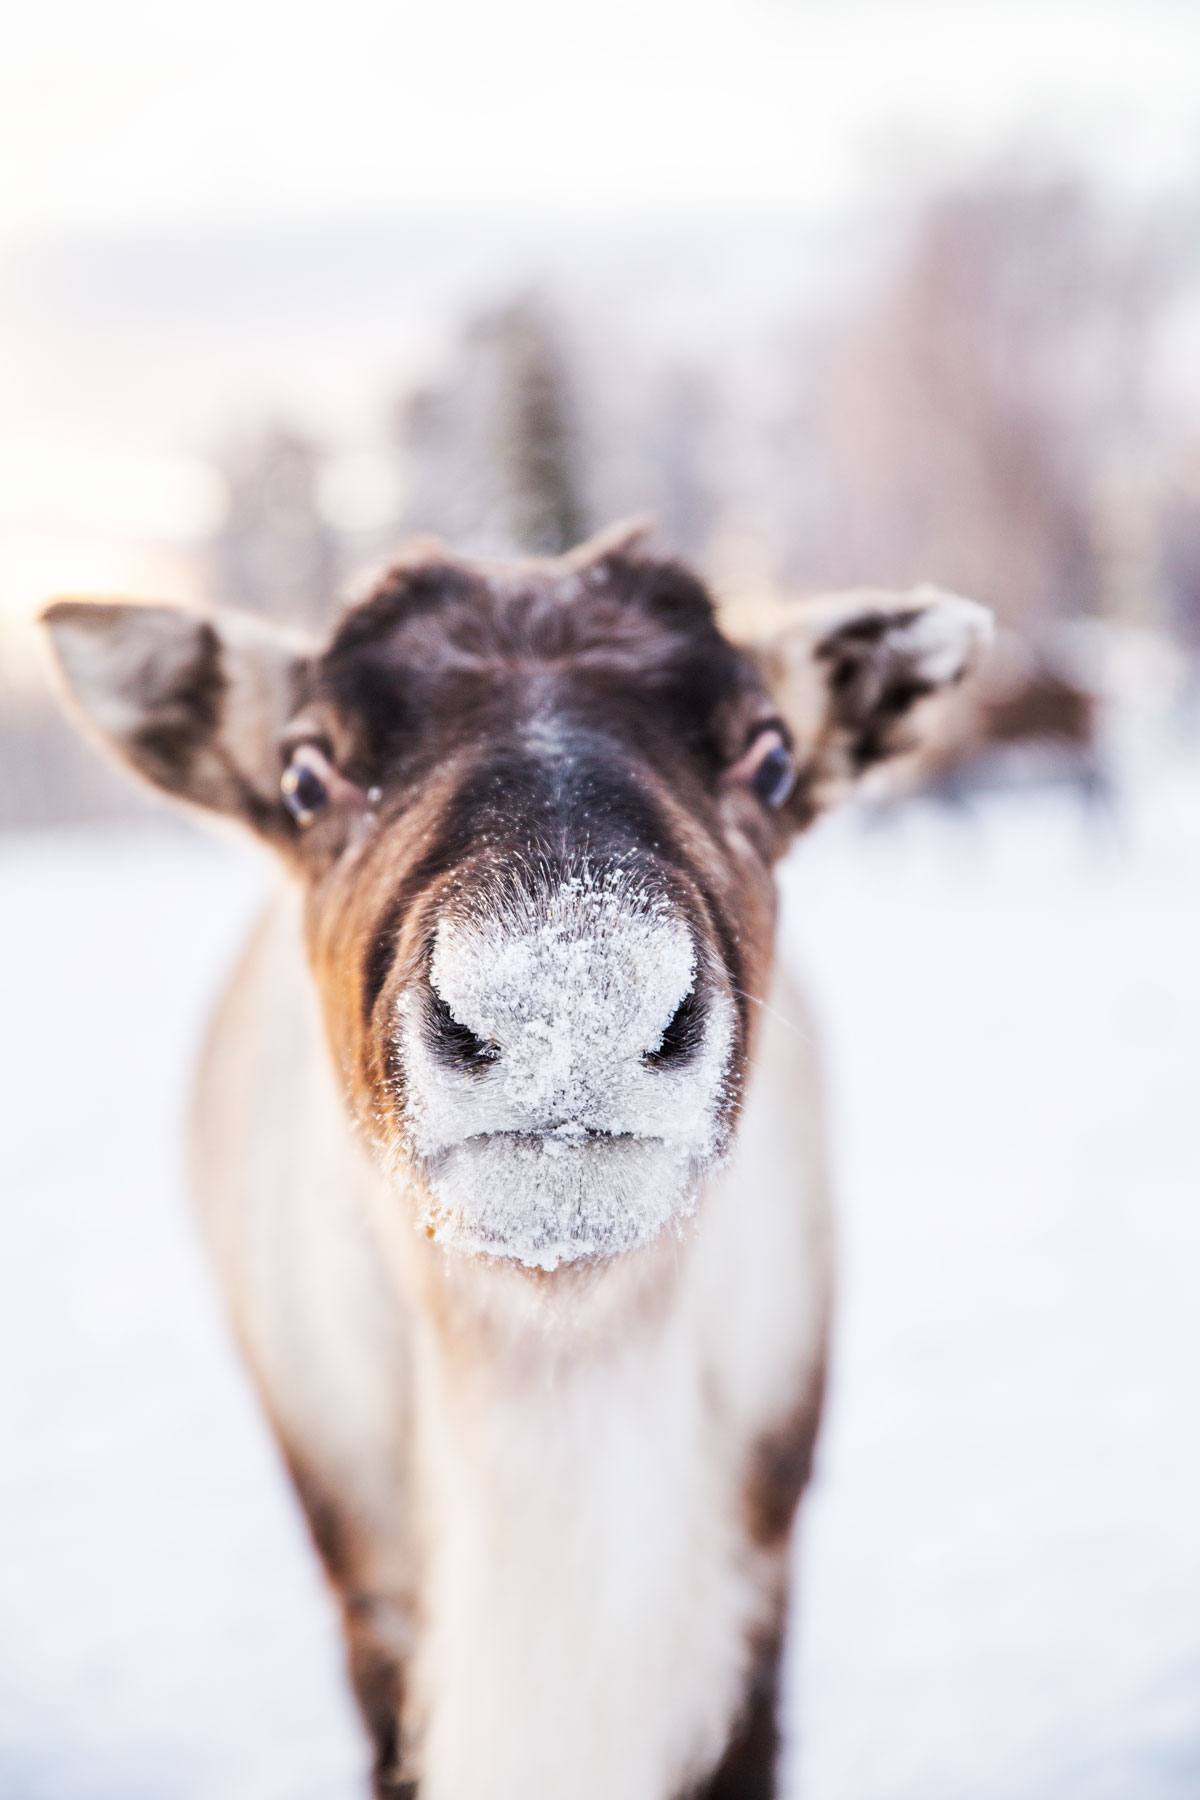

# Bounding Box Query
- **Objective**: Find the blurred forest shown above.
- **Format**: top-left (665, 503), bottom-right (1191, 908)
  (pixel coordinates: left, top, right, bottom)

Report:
top-left (4, 168), bottom-right (1200, 826)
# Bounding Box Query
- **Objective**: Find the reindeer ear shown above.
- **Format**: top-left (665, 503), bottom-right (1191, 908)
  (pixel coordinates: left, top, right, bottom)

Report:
top-left (42, 598), bottom-right (313, 836)
top-left (750, 584), bottom-right (993, 815)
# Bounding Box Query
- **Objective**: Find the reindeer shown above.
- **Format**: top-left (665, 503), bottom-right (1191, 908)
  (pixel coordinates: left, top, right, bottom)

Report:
top-left (43, 526), bottom-right (989, 1800)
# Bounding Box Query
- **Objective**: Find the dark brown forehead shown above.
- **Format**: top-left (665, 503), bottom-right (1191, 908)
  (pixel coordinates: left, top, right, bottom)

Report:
top-left (326, 549), bottom-right (723, 665)
top-left (313, 549), bottom-right (760, 766)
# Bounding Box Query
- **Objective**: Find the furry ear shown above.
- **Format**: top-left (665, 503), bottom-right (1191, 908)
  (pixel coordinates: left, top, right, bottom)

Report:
top-left (749, 584), bottom-right (993, 815)
top-left (42, 598), bottom-right (313, 836)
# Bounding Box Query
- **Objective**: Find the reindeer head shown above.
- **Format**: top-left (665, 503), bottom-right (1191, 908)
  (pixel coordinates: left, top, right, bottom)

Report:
top-left (44, 527), bottom-right (989, 1272)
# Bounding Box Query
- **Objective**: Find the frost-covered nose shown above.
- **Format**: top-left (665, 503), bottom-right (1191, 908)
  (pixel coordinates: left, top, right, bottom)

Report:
top-left (400, 877), bottom-right (733, 1159)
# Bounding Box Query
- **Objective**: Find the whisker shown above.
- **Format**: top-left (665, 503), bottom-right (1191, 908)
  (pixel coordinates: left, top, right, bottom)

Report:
top-left (730, 982), bottom-right (818, 1048)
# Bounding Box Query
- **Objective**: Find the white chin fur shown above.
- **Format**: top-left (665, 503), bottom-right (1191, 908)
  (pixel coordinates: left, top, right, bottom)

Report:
top-left (396, 871), bottom-right (734, 1269)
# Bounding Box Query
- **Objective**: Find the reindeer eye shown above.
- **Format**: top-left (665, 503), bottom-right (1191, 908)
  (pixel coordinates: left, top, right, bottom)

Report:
top-left (281, 746), bottom-right (331, 827)
top-left (731, 726), bottom-right (796, 810)
top-left (751, 739), bottom-right (796, 809)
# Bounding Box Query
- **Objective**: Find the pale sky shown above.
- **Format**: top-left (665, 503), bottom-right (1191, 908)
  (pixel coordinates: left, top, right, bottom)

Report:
top-left (2, 0), bottom-right (1198, 642)
top-left (2, 0), bottom-right (1199, 240)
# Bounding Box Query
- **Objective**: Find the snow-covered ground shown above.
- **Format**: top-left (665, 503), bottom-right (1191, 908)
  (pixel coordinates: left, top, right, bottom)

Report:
top-left (1, 743), bottom-right (1198, 1799)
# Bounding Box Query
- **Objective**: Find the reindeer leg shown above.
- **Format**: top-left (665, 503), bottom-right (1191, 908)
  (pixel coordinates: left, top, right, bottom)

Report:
top-left (689, 1624), bottom-right (784, 1800)
top-left (282, 1449), bottom-right (417, 1797)
top-left (693, 1366), bottom-right (824, 1798)
top-left (342, 1593), bottom-right (417, 1799)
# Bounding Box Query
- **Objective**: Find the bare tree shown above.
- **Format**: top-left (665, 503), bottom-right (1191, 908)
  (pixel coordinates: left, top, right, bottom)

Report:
top-left (396, 294), bottom-right (587, 556)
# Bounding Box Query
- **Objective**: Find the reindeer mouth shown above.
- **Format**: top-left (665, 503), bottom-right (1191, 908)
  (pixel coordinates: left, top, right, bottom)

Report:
top-left (443, 1122), bottom-right (634, 1152)
top-left (418, 1128), bottom-right (708, 1271)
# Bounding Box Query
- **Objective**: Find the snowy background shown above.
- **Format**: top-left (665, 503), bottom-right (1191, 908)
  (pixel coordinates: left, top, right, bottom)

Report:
top-left (4, 0), bottom-right (1200, 1790)
top-left (2, 729), bottom-right (1197, 1800)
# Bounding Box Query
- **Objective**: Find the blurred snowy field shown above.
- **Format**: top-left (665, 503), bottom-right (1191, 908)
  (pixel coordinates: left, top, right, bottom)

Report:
top-left (1, 743), bottom-right (1198, 1800)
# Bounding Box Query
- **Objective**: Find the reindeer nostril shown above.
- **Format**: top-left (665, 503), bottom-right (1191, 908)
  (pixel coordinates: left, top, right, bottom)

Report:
top-left (427, 991), bottom-right (501, 1073)
top-left (644, 988), bottom-right (705, 1068)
